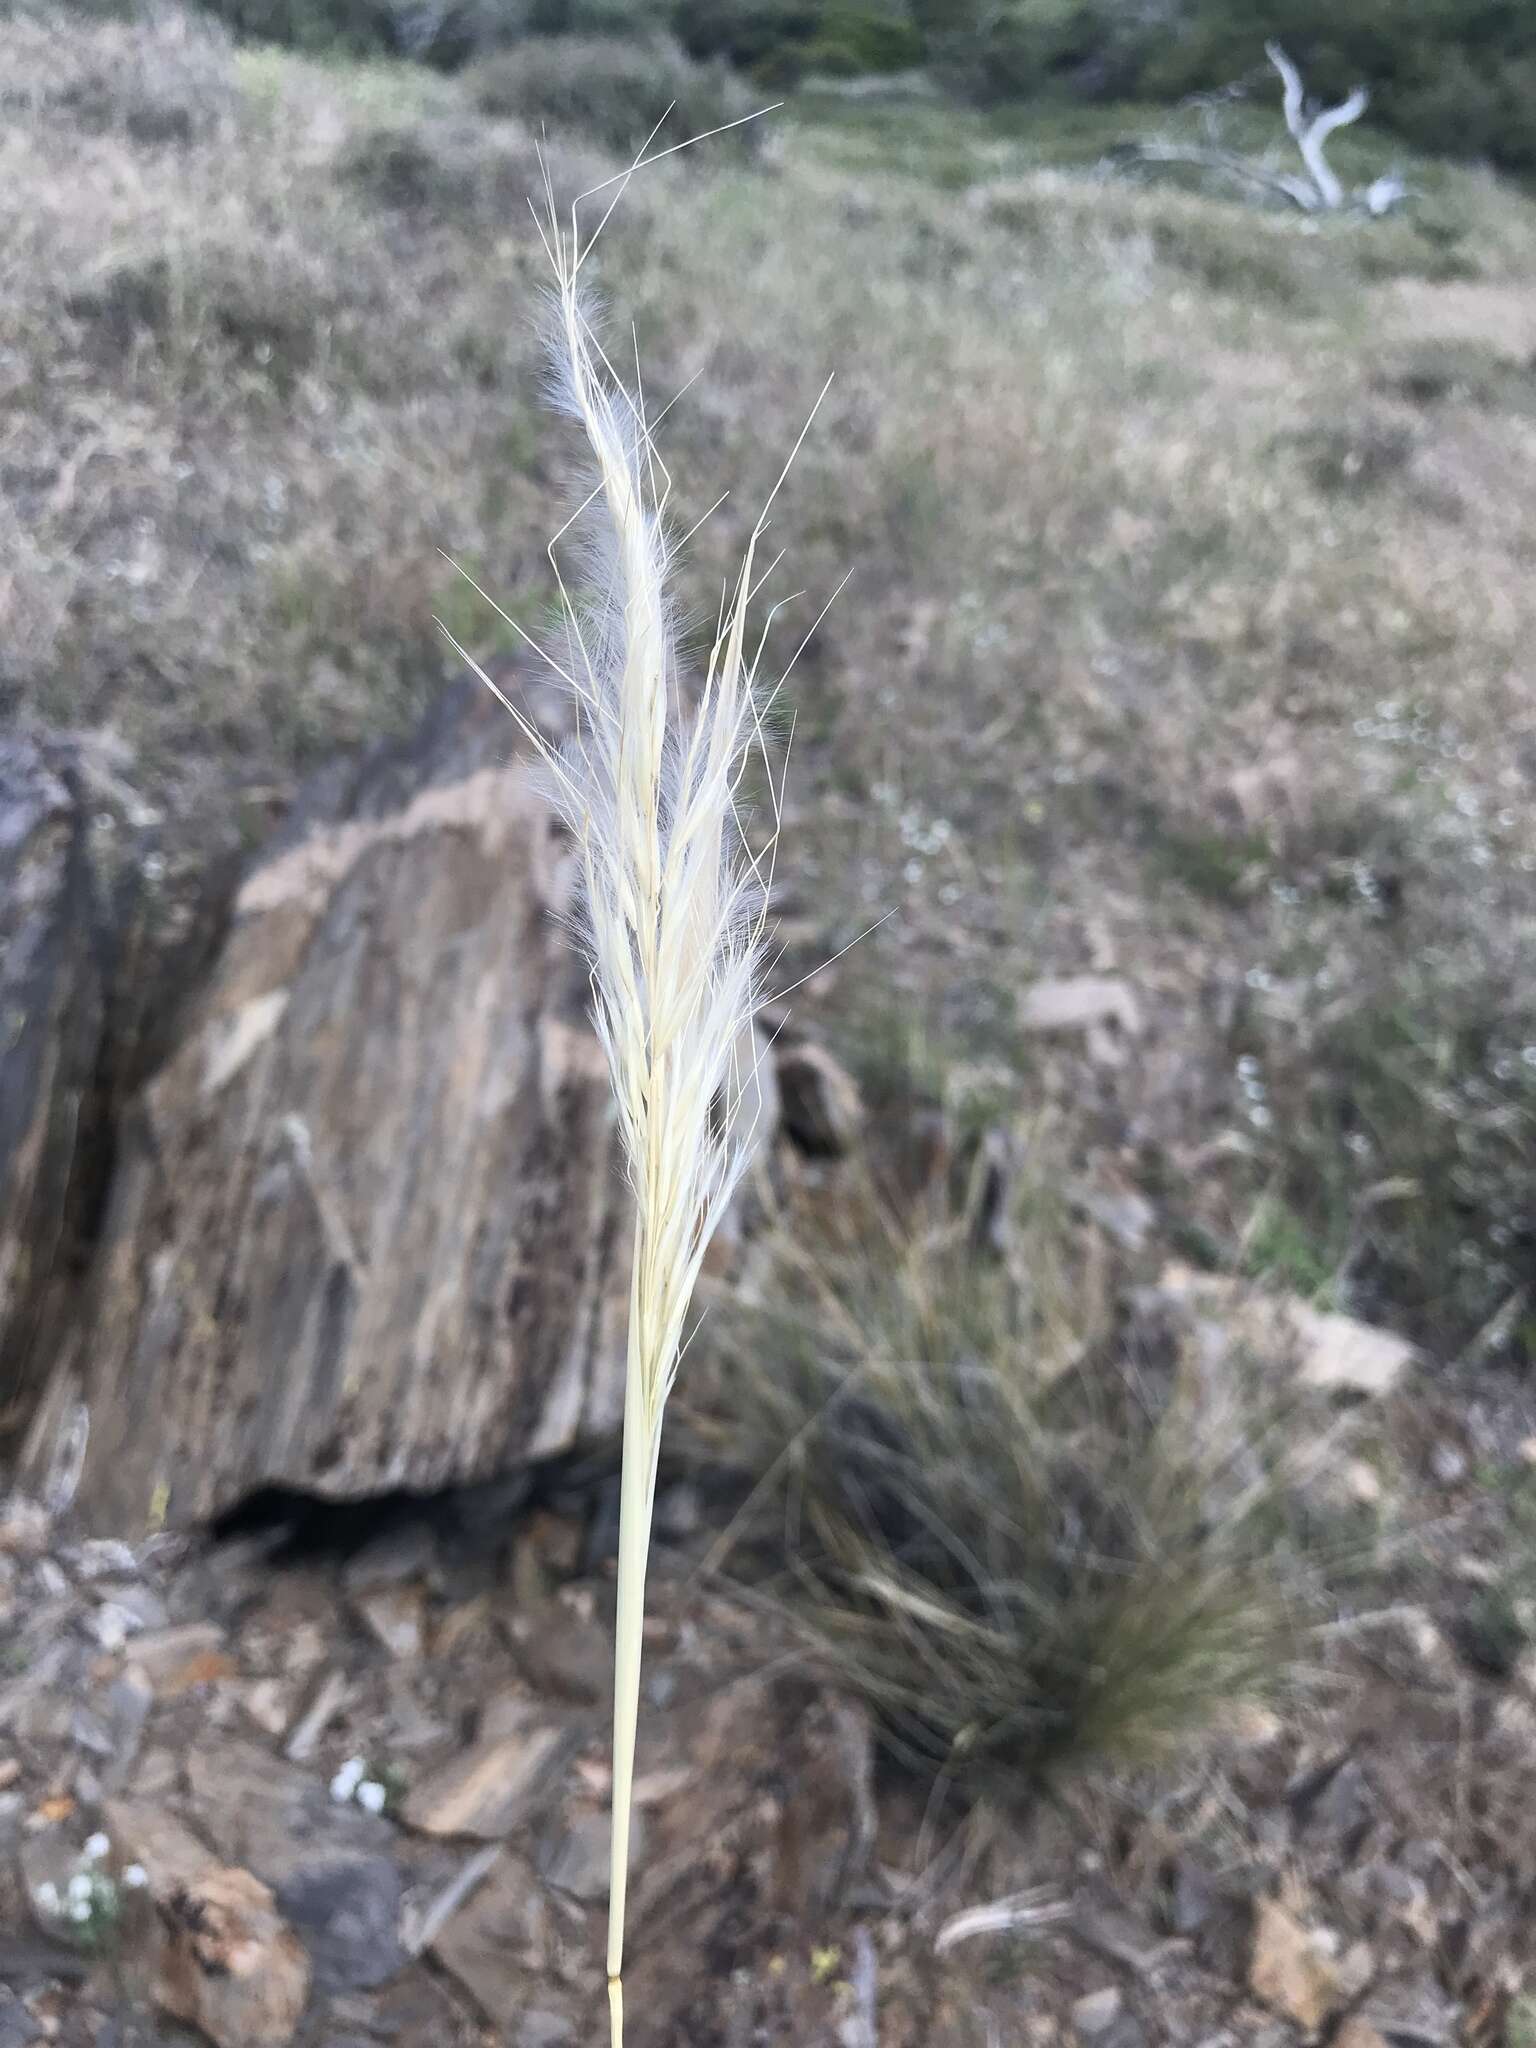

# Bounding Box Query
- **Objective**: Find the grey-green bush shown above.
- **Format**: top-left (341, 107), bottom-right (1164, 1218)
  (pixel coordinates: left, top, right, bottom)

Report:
top-left (468, 34), bottom-right (756, 154)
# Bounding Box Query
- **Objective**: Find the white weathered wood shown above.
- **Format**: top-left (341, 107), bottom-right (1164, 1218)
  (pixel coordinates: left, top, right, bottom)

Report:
top-left (1116, 43), bottom-right (1408, 219)
top-left (1266, 41), bottom-right (1369, 211)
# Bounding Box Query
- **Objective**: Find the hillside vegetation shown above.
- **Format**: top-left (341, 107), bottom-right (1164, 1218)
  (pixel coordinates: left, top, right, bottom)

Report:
top-left (8, 5), bottom-right (1535, 1372)
top-left (169, 0), bottom-right (1536, 176)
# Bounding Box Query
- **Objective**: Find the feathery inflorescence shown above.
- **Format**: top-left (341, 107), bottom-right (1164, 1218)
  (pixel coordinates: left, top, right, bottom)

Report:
top-left (440, 169), bottom-right (819, 2048)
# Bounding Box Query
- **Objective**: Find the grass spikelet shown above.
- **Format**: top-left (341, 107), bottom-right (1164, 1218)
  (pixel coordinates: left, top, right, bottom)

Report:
top-left (440, 164), bottom-right (821, 2048)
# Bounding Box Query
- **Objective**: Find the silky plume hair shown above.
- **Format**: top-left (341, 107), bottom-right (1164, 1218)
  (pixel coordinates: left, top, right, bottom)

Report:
top-left (439, 183), bottom-right (827, 2048)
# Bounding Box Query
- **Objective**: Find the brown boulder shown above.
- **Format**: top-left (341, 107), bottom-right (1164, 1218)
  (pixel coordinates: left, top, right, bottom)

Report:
top-left (22, 678), bottom-right (634, 1528)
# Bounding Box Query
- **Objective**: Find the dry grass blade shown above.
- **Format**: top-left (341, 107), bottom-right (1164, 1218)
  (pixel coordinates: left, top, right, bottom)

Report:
top-left (934, 1887), bottom-right (1072, 1954)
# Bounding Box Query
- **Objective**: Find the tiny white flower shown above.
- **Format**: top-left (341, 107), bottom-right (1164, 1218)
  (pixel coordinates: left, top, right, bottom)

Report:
top-left (71, 1900), bottom-right (93, 1923)
top-left (68, 1872), bottom-right (94, 1902)
top-left (84, 1832), bottom-right (111, 1861)
top-left (123, 1863), bottom-right (149, 1889)
top-left (355, 1779), bottom-right (387, 1815)
top-left (329, 1757), bottom-right (365, 1804)
top-left (35, 1880), bottom-right (61, 1913)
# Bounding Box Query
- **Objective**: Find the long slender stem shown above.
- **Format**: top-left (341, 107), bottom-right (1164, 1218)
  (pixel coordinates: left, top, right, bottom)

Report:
top-left (607, 1288), bottom-right (655, 2046)
top-left (454, 189), bottom-right (809, 2048)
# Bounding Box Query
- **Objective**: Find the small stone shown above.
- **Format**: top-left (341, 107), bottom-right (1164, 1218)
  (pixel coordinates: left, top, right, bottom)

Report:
top-left (33, 1558), bottom-right (68, 1600)
top-left (430, 1851), bottom-right (556, 2017)
top-left (1153, 1269), bottom-right (1413, 1397)
top-left (1222, 1701), bottom-right (1284, 1747)
top-left (1292, 1305), bottom-right (1413, 1397)
top-left (1067, 1892), bottom-right (1170, 1978)
top-left (1072, 1988), bottom-right (1122, 2038)
top-left (101, 1798), bottom-right (218, 1900)
top-left (69, 1707), bottom-right (116, 1759)
top-left (1398, 1610), bottom-right (1455, 1673)
top-left (1343, 1460), bottom-right (1384, 1507)
top-left (353, 1584), bottom-right (427, 1661)
top-left (1430, 1442), bottom-right (1468, 1486)
top-left (1333, 2023), bottom-right (1390, 2048)
top-left (103, 1664), bottom-right (155, 1782)
top-left (773, 1041), bottom-right (863, 1157)
top-left (1338, 1939), bottom-right (1375, 2003)
top-left (67, 1539), bottom-right (139, 1582)
top-left (0, 1987), bottom-right (34, 2048)
top-left (517, 2017), bottom-right (574, 2048)
top-left (1071, 1987), bottom-right (1146, 2048)
top-left (1248, 1896), bottom-right (1348, 2031)
top-left (0, 1498), bottom-right (51, 1558)
top-left (1289, 1755), bottom-right (1374, 1842)
top-left (126, 1623), bottom-right (230, 1695)
top-left (402, 1709), bottom-right (578, 1841)
top-left (275, 1851), bottom-right (404, 1992)
top-left (1169, 1858), bottom-right (1218, 1937)
top-left (242, 1678), bottom-right (294, 1739)
top-left (540, 1809), bottom-right (638, 1903)
top-left (284, 1669), bottom-right (351, 1762)
top-left (87, 1602), bottom-right (144, 1653)
top-left (1075, 1182), bottom-right (1156, 1252)
top-left (103, 1582), bottom-right (170, 1630)
top-left (523, 1510), bottom-right (582, 1577)
top-left (0, 1759), bottom-right (20, 1792)
top-left (156, 1866), bottom-right (310, 2048)
top-left (511, 1607), bottom-right (610, 1706)
top-left (280, 1620), bottom-right (330, 1679)
top-left (1020, 976), bottom-right (1142, 1039)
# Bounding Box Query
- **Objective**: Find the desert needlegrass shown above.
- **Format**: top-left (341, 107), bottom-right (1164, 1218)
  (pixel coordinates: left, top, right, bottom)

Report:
top-left (441, 159), bottom-right (818, 2047)
top-left (689, 1175), bottom-right (1313, 1794)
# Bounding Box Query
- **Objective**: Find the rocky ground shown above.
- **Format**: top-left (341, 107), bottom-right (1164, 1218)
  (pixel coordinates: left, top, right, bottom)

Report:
top-left (4, 1388), bottom-right (1536, 2048)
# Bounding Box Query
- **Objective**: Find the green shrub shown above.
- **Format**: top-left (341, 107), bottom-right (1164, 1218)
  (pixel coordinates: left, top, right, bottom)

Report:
top-left (672, 0), bottom-right (916, 84)
top-left (196, 0), bottom-right (522, 65)
top-left (671, 0), bottom-right (819, 77)
top-left (800, 5), bottom-right (922, 74)
top-left (522, 0), bottom-right (667, 32)
top-left (468, 34), bottom-right (756, 154)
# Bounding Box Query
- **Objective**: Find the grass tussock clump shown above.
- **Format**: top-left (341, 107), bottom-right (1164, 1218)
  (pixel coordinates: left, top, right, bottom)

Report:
top-left (694, 1168), bottom-right (1310, 1793)
top-left (468, 35), bottom-right (757, 156)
